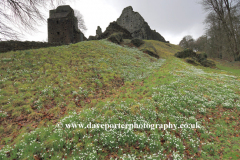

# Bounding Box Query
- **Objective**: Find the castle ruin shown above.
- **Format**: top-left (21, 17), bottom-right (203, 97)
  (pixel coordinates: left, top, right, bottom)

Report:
top-left (48, 5), bottom-right (84, 44)
top-left (116, 6), bottom-right (167, 42)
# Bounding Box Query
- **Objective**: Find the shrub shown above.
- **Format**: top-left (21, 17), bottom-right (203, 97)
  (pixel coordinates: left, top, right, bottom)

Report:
top-left (107, 33), bottom-right (123, 44)
top-left (174, 49), bottom-right (196, 58)
top-left (131, 39), bottom-right (144, 47)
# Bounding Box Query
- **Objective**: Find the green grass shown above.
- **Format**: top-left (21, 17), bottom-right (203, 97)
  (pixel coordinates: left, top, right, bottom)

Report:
top-left (0, 39), bottom-right (239, 159)
top-left (139, 40), bottom-right (182, 58)
top-left (216, 64), bottom-right (240, 76)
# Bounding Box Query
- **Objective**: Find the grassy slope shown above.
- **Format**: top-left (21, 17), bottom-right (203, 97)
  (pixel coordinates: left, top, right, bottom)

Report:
top-left (0, 39), bottom-right (239, 159)
top-left (215, 60), bottom-right (240, 76)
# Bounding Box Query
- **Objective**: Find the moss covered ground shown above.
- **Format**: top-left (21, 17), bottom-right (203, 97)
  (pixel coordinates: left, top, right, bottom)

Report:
top-left (0, 39), bottom-right (239, 159)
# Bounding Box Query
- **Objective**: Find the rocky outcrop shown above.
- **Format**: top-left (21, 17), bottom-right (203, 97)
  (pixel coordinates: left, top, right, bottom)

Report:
top-left (116, 6), bottom-right (166, 42)
top-left (141, 48), bottom-right (159, 59)
top-left (140, 44), bottom-right (159, 59)
top-left (97, 22), bottom-right (132, 40)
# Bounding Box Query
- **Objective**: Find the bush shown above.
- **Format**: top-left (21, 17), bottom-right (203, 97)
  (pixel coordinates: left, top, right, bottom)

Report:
top-left (196, 52), bottom-right (207, 62)
top-left (174, 49), bottom-right (196, 58)
top-left (185, 57), bottom-right (201, 66)
top-left (200, 59), bottom-right (216, 68)
top-left (107, 33), bottom-right (123, 44)
top-left (131, 39), bottom-right (144, 47)
top-left (175, 49), bottom-right (216, 68)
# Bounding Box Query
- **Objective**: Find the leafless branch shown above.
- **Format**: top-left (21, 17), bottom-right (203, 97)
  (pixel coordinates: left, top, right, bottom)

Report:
top-left (74, 9), bottom-right (87, 33)
top-left (201, 0), bottom-right (240, 60)
top-left (0, 0), bottom-right (73, 41)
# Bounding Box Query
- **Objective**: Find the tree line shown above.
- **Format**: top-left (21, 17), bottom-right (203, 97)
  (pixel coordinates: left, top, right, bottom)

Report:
top-left (179, 0), bottom-right (240, 61)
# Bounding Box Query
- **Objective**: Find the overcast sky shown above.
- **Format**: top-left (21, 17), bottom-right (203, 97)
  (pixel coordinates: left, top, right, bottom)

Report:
top-left (23, 0), bottom-right (208, 45)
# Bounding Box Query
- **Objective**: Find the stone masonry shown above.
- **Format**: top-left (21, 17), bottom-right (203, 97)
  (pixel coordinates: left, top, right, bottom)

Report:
top-left (97, 21), bottom-right (132, 40)
top-left (48, 5), bottom-right (84, 44)
top-left (96, 26), bottom-right (102, 38)
top-left (116, 6), bottom-right (166, 42)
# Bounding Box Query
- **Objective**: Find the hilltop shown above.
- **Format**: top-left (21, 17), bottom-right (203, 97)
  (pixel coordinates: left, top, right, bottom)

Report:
top-left (0, 39), bottom-right (239, 159)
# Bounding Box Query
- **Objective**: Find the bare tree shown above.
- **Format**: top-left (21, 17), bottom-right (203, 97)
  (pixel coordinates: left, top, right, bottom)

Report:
top-left (204, 12), bottom-right (230, 59)
top-left (179, 35), bottom-right (195, 50)
top-left (74, 9), bottom-right (87, 33)
top-left (195, 35), bottom-right (208, 52)
top-left (0, 0), bottom-right (73, 41)
top-left (201, 0), bottom-right (240, 60)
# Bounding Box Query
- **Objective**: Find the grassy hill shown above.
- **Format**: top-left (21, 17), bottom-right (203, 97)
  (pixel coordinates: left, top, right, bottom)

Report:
top-left (0, 39), bottom-right (239, 159)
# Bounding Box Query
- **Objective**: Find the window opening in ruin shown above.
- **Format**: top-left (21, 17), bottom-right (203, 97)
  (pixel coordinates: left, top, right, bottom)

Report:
top-left (57, 32), bottom-right (60, 35)
top-left (57, 20), bottom-right (59, 24)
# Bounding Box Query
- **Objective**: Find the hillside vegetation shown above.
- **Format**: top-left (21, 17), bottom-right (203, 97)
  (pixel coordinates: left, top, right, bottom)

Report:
top-left (0, 39), bottom-right (239, 159)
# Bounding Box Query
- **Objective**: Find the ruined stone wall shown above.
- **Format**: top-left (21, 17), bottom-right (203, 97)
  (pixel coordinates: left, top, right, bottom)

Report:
top-left (117, 7), bottom-right (145, 34)
top-left (0, 41), bottom-right (63, 53)
top-left (116, 6), bottom-right (166, 42)
top-left (48, 16), bottom-right (74, 44)
top-left (97, 22), bottom-right (132, 40)
top-left (96, 26), bottom-right (102, 38)
top-left (48, 5), bottom-right (82, 44)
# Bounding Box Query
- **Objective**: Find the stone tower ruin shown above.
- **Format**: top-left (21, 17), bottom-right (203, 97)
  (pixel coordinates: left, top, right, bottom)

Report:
top-left (48, 5), bottom-right (84, 44)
